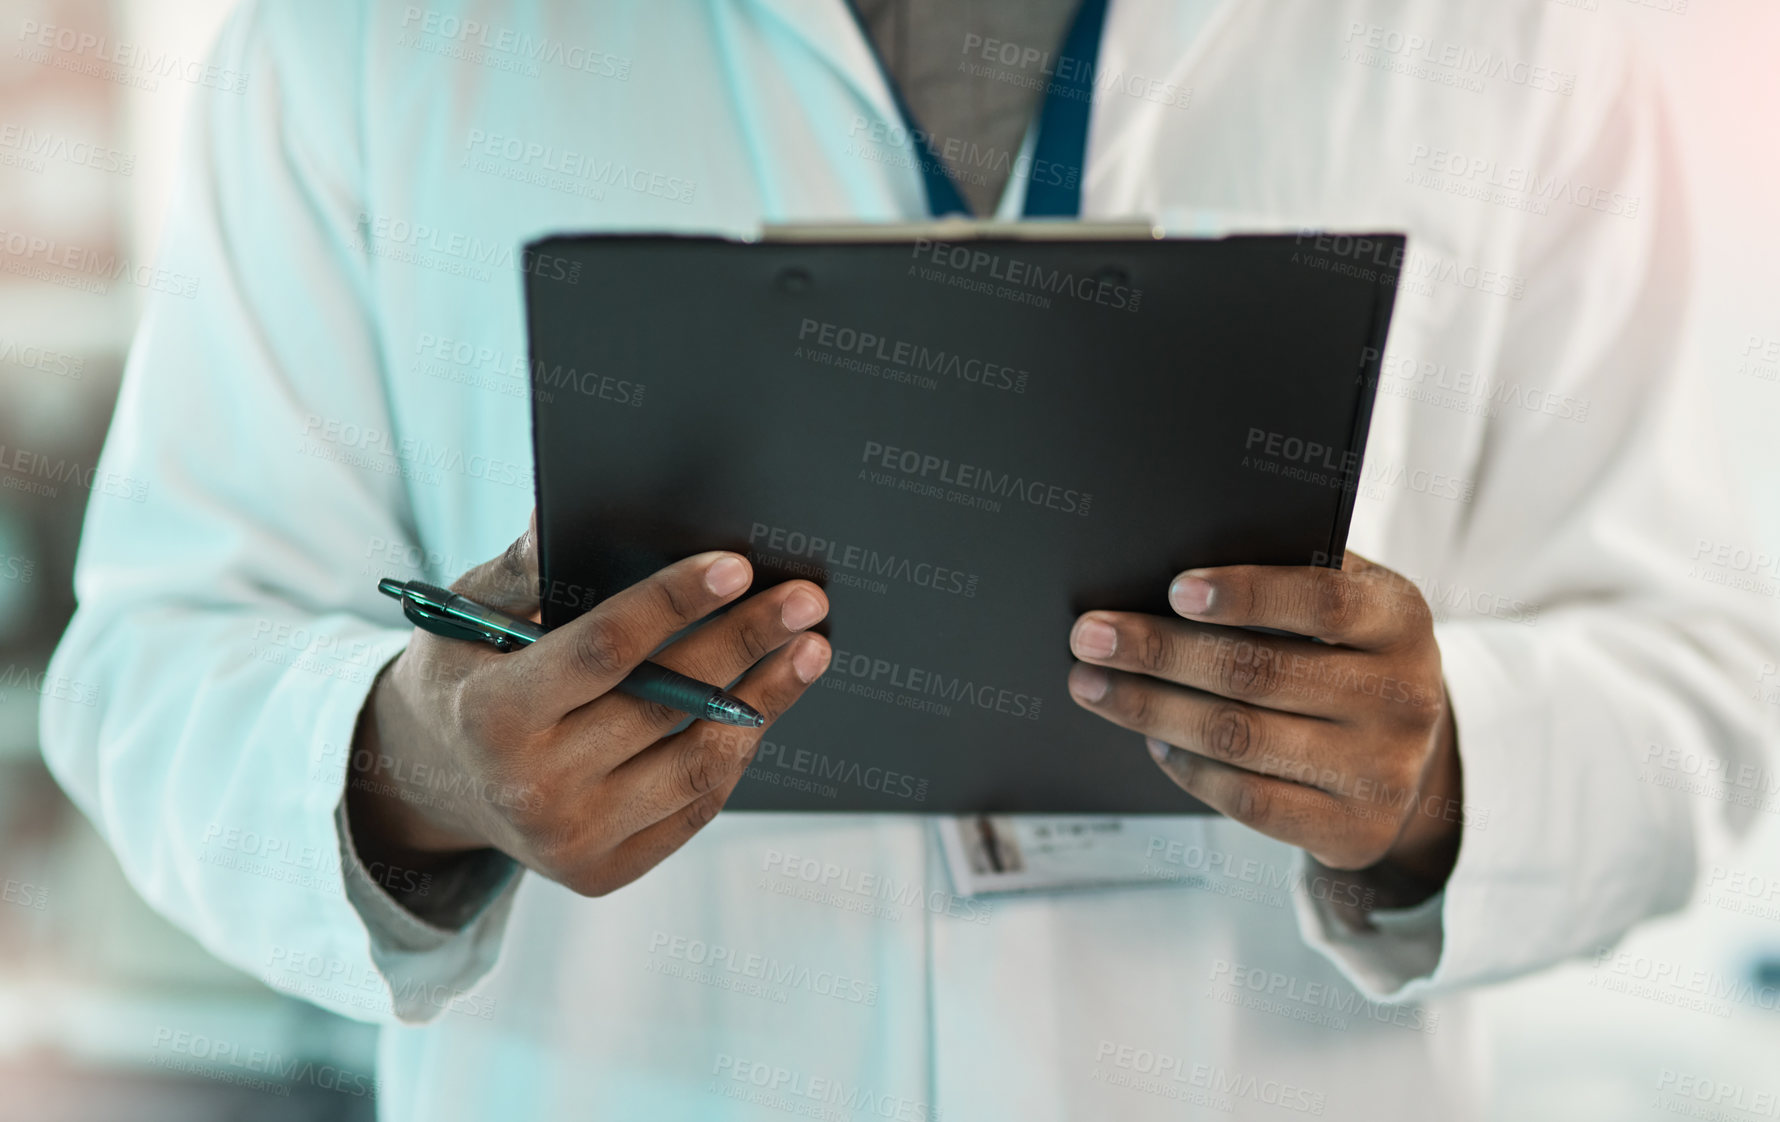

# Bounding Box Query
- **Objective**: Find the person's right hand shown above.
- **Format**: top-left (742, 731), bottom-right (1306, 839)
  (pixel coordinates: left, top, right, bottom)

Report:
top-left (346, 513), bottom-right (831, 899)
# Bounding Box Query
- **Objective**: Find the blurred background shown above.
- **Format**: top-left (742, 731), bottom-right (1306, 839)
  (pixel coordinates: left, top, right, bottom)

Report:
top-left (0, 1), bottom-right (1775, 1119)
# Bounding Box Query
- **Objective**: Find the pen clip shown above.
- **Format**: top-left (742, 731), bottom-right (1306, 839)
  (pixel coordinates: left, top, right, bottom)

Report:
top-left (398, 596), bottom-right (518, 651)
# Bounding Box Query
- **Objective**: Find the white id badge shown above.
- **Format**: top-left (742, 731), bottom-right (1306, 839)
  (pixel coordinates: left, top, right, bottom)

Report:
top-left (935, 815), bottom-right (1209, 896)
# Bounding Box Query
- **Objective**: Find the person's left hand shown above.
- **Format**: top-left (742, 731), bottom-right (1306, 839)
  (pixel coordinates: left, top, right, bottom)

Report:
top-left (1067, 552), bottom-right (1464, 903)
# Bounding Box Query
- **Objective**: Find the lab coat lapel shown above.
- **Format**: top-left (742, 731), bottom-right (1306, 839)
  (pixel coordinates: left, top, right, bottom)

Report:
top-left (743, 0), bottom-right (903, 127)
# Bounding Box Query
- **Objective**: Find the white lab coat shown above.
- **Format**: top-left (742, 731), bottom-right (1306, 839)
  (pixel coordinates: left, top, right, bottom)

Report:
top-left (41, 1), bottom-right (1780, 1119)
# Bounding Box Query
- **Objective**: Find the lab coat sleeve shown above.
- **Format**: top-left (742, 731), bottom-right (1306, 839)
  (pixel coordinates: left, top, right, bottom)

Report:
top-left (1296, 40), bottom-right (1780, 1001)
top-left (39, 0), bottom-right (519, 1024)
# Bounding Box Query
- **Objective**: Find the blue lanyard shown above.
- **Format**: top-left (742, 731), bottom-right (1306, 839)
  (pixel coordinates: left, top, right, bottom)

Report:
top-left (845, 0), bottom-right (1110, 220)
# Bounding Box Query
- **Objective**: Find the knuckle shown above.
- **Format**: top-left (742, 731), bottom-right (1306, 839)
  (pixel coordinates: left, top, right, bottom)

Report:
top-left (1233, 781), bottom-right (1273, 829)
top-left (702, 725), bottom-right (758, 762)
top-left (1134, 624), bottom-right (1172, 676)
top-left (1217, 641), bottom-right (1281, 699)
top-left (1398, 584), bottom-right (1435, 633)
top-left (1114, 679), bottom-right (1153, 727)
top-left (1387, 672), bottom-right (1445, 727)
top-left (563, 867), bottom-right (616, 899)
top-left (1318, 839), bottom-right (1378, 873)
top-left (523, 815), bottom-right (582, 869)
top-left (452, 678), bottom-right (499, 743)
top-left (497, 535), bottom-right (537, 597)
top-left (1234, 575), bottom-right (1263, 620)
top-left (1383, 752), bottom-right (1424, 799)
top-left (654, 576), bottom-right (700, 627)
top-left (675, 744), bottom-right (723, 800)
top-left (1356, 827), bottom-right (1396, 869)
top-left (1203, 703), bottom-right (1256, 763)
top-left (681, 793), bottom-right (722, 834)
top-left (729, 618), bottom-right (776, 665)
top-left (1315, 571), bottom-right (1358, 634)
top-left (633, 698), bottom-right (683, 728)
top-left (573, 624), bottom-right (633, 681)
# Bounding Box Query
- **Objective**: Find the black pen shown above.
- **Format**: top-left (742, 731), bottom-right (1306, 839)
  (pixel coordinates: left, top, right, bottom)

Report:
top-left (376, 578), bottom-right (765, 728)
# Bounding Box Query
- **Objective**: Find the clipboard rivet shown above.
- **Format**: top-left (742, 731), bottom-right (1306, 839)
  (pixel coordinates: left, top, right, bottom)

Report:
top-left (775, 267), bottom-right (813, 294)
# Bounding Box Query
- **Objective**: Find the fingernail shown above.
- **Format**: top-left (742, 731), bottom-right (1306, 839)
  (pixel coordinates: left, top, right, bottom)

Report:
top-left (1068, 663), bottom-right (1110, 703)
top-left (781, 590), bottom-right (825, 631)
top-left (792, 638), bottom-right (831, 684)
top-left (1072, 618), bottom-right (1118, 659)
top-left (1169, 576), bottom-right (1214, 615)
top-left (1147, 737), bottom-right (1171, 763)
top-left (705, 555), bottom-right (749, 597)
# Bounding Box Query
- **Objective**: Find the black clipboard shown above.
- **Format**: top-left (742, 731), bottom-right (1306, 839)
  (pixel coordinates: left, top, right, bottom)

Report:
top-left (526, 223), bottom-right (1402, 813)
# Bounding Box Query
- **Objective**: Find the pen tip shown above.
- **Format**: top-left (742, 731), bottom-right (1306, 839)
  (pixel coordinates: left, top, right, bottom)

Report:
top-left (709, 696), bottom-right (767, 728)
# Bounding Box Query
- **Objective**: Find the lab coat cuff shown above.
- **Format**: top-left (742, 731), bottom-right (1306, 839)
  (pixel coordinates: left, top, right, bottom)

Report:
top-left (335, 797), bottom-right (521, 1023)
top-left (1297, 620), bottom-right (1567, 1002)
top-left (1292, 857), bottom-right (1447, 1003)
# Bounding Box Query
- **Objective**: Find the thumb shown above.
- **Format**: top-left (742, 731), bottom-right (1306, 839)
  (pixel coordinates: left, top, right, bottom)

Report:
top-left (450, 510), bottom-right (542, 619)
